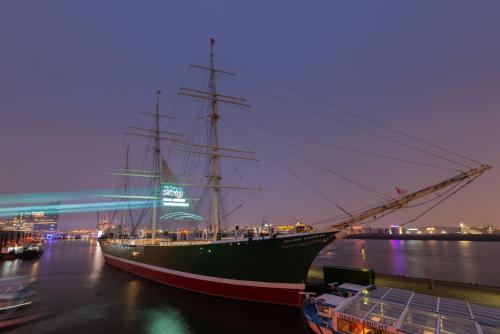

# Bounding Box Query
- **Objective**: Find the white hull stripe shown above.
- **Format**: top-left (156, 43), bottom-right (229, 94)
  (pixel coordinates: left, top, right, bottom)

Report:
top-left (104, 253), bottom-right (305, 290)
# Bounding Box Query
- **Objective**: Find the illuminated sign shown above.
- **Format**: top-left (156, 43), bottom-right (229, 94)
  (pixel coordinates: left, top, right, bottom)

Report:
top-left (163, 184), bottom-right (184, 199)
top-left (162, 183), bottom-right (189, 207)
top-left (336, 313), bottom-right (396, 332)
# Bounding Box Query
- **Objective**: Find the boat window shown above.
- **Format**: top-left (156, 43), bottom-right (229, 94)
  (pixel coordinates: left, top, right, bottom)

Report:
top-left (440, 315), bottom-right (477, 334)
top-left (341, 297), bottom-right (378, 319)
top-left (316, 304), bottom-right (331, 316)
top-left (366, 302), bottom-right (405, 325)
top-left (400, 309), bottom-right (437, 334)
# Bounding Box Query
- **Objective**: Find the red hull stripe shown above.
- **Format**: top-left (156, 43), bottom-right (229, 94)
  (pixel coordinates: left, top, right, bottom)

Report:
top-left (103, 254), bottom-right (305, 306)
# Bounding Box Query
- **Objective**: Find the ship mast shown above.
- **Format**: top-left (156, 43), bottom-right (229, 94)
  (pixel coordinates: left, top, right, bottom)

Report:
top-left (177, 39), bottom-right (257, 241)
top-left (110, 92), bottom-right (179, 239)
top-left (208, 38), bottom-right (223, 241)
top-left (118, 144), bottom-right (130, 236)
top-left (151, 90), bottom-right (162, 243)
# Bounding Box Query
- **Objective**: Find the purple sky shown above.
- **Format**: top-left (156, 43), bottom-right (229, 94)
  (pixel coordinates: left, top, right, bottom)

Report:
top-left (1, 1), bottom-right (499, 230)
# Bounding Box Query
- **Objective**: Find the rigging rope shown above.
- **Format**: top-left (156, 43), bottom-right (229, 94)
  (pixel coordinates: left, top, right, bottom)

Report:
top-left (308, 176), bottom-right (466, 227)
top-left (233, 80), bottom-right (473, 170)
top-left (227, 125), bottom-right (353, 218)
top-left (256, 127), bottom-right (461, 173)
top-left (251, 194), bottom-right (304, 223)
top-left (223, 59), bottom-right (482, 167)
top-left (398, 175), bottom-right (480, 227)
top-left (316, 239), bottom-right (360, 258)
top-left (326, 176), bottom-right (476, 231)
top-left (244, 110), bottom-right (392, 200)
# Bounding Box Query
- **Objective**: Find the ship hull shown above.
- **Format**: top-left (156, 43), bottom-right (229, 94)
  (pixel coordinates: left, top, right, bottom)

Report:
top-left (99, 231), bottom-right (335, 306)
top-left (104, 253), bottom-right (305, 306)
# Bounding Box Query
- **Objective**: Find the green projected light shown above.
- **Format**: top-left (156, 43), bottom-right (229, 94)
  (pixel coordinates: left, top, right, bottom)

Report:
top-left (161, 212), bottom-right (203, 221)
top-left (162, 183), bottom-right (189, 208)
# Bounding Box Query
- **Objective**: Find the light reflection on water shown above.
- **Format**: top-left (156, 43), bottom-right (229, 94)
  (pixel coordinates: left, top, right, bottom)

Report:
top-left (29, 260), bottom-right (40, 281)
top-left (1, 240), bottom-right (308, 334)
top-left (124, 280), bottom-right (141, 321)
top-left (1, 258), bottom-right (19, 277)
top-left (88, 239), bottom-right (104, 282)
top-left (316, 239), bottom-right (500, 286)
top-left (7, 238), bottom-right (497, 333)
top-left (146, 307), bottom-right (190, 334)
top-left (388, 239), bottom-right (407, 276)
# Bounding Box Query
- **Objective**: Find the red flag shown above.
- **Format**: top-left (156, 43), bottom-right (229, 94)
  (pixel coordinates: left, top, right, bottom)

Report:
top-left (395, 186), bottom-right (407, 195)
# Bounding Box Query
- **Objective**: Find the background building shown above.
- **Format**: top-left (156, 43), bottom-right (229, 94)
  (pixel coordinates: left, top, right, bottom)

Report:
top-left (1, 202), bottom-right (60, 232)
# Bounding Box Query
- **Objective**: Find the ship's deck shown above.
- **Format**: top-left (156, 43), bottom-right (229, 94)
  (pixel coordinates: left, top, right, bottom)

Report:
top-left (101, 231), bottom-right (332, 247)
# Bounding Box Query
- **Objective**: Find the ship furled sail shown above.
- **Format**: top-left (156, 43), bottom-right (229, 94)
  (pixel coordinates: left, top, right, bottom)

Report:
top-left (98, 39), bottom-right (490, 307)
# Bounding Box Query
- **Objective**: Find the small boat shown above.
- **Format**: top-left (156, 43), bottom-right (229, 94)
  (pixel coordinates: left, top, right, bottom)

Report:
top-left (0, 276), bottom-right (46, 330)
top-left (303, 284), bottom-right (500, 334)
top-left (19, 243), bottom-right (44, 260)
top-left (0, 245), bottom-right (23, 261)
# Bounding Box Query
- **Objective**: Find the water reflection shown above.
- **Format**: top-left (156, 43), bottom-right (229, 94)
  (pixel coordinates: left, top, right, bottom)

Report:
top-left (124, 280), bottom-right (141, 321)
top-left (1, 240), bottom-right (309, 334)
top-left (388, 239), bottom-right (407, 276)
top-left (316, 239), bottom-right (500, 286)
top-left (29, 260), bottom-right (40, 281)
top-left (146, 307), bottom-right (190, 334)
top-left (1, 258), bottom-right (20, 277)
top-left (360, 245), bottom-right (366, 261)
top-left (88, 239), bottom-right (104, 282)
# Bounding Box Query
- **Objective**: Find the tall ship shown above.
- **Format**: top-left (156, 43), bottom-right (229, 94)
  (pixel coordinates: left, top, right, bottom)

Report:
top-left (98, 39), bottom-right (490, 306)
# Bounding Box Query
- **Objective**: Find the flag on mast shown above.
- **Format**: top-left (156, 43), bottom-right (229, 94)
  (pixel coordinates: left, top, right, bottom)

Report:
top-left (395, 186), bottom-right (407, 195)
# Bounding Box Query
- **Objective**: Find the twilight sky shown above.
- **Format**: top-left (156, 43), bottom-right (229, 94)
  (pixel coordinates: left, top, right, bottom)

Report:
top-left (1, 1), bottom-right (499, 230)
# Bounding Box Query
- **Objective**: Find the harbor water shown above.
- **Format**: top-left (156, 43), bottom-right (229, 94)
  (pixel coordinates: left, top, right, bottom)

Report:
top-left (1, 240), bottom-right (307, 334)
top-left (3, 238), bottom-right (500, 333)
top-left (316, 239), bottom-right (500, 287)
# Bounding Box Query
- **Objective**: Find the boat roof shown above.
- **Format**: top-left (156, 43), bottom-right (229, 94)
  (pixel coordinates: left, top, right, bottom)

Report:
top-left (315, 293), bottom-right (349, 307)
top-left (335, 285), bottom-right (500, 334)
